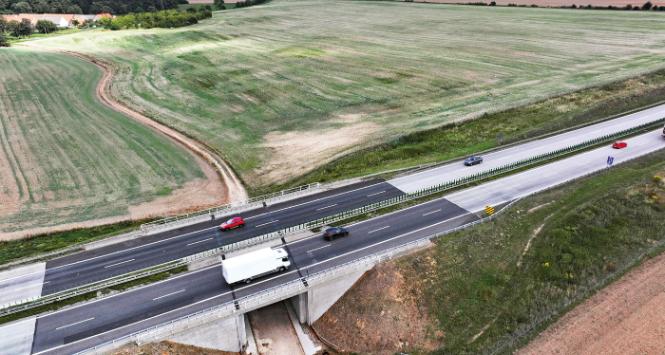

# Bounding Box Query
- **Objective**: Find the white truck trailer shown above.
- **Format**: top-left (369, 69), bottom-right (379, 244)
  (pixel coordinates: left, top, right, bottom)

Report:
top-left (221, 247), bottom-right (291, 285)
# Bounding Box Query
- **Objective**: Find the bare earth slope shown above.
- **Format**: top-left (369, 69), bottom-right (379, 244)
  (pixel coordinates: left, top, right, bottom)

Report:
top-left (519, 251), bottom-right (665, 355)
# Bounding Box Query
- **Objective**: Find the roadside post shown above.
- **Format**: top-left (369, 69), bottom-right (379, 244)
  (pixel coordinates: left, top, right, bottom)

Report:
top-left (607, 155), bottom-right (614, 167)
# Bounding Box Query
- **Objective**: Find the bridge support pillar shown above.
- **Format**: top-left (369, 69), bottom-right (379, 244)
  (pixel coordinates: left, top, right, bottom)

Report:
top-left (291, 266), bottom-right (371, 325)
top-left (168, 314), bottom-right (248, 352)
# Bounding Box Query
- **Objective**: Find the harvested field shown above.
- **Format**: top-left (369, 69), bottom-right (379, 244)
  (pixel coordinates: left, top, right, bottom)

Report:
top-left (415, 0), bottom-right (665, 6)
top-left (23, 0), bottom-right (665, 187)
top-left (0, 48), bottom-right (216, 237)
top-left (518, 251), bottom-right (665, 355)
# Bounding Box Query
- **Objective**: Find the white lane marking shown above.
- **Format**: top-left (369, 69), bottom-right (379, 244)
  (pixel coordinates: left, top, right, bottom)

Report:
top-left (40, 264), bottom-right (221, 318)
top-left (244, 182), bottom-right (387, 221)
top-left (422, 209), bottom-right (442, 217)
top-left (152, 289), bottom-right (186, 301)
top-left (255, 220), bottom-right (279, 228)
top-left (307, 244), bottom-right (331, 254)
top-left (55, 317), bottom-right (95, 331)
top-left (304, 214), bottom-right (472, 270)
top-left (35, 214), bottom-right (472, 353)
top-left (186, 237), bottom-right (213, 246)
top-left (103, 259), bottom-right (135, 269)
top-left (368, 226), bottom-right (390, 234)
top-left (316, 204), bottom-right (337, 211)
top-left (367, 190), bottom-right (386, 197)
top-left (49, 225), bottom-right (219, 271)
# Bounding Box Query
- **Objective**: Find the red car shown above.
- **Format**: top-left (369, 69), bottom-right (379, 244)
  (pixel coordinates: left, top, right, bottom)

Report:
top-left (612, 141), bottom-right (628, 149)
top-left (220, 216), bottom-right (245, 231)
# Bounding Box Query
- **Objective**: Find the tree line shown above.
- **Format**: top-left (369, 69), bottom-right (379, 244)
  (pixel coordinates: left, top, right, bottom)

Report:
top-left (0, 0), bottom-right (187, 15)
top-left (98, 7), bottom-right (212, 30)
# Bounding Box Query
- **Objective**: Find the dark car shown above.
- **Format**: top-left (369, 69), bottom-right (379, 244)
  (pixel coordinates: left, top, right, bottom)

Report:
top-left (323, 227), bottom-right (349, 241)
top-left (464, 156), bottom-right (483, 166)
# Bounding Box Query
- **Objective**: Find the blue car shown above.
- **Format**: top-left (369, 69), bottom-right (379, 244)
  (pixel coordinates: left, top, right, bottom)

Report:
top-left (464, 156), bottom-right (483, 166)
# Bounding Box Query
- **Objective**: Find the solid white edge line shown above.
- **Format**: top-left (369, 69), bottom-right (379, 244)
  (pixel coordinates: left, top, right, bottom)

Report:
top-left (244, 182), bottom-right (388, 221)
top-left (49, 225), bottom-right (220, 271)
top-left (303, 213), bottom-right (472, 271)
top-left (55, 317), bottom-right (95, 331)
top-left (37, 264), bottom-right (222, 318)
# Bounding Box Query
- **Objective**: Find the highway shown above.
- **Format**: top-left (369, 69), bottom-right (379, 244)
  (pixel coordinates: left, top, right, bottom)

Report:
top-left (16, 102), bottom-right (663, 298)
top-left (40, 180), bottom-right (404, 294)
top-left (22, 128), bottom-right (665, 355)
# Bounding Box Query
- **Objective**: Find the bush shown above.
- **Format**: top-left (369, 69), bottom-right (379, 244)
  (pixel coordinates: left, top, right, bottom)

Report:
top-left (35, 20), bottom-right (58, 34)
top-left (0, 33), bottom-right (9, 47)
top-left (100, 8), bottom-right (212, 30)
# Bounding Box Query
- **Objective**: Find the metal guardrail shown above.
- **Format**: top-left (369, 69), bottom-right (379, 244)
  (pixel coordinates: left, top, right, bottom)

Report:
top-left (2, 118), bottom-right (663, 317)
top-left (139, 183), bottom-right (322, 235)
top-left (75, 199), bottom-right (520, 355)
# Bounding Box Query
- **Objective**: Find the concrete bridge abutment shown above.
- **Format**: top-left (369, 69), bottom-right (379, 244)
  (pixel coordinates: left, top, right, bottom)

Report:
top-left (291, 265), bottom-right (371, 325)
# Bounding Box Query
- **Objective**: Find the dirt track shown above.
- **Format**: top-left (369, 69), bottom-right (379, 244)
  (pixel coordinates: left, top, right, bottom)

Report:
top-left (72, 51), bottom-right (248, 204)
top-left (519, 251), bottom-right (665, 355)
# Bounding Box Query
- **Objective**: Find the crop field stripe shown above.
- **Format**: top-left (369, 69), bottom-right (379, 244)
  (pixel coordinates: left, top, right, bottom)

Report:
top-left (22, 0), bottom-right (665, 187)
top-left (0, 49), bottom-right (204, 232)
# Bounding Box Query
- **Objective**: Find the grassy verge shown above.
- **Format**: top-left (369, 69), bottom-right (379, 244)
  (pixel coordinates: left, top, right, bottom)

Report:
top-left (0, 219), bottom-right (151, 266)
top-left (0, 266), bottom-right (187, 325)
top-left (262, 69), bottom-right (665, 194)
top-left (399, 149), bottom-right (665, 353)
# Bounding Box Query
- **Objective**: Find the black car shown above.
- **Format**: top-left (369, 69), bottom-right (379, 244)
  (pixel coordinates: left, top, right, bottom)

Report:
top-left (463, 156), bottom-right (483, 166)
top-left (323, 227), bottom-right (349, 241)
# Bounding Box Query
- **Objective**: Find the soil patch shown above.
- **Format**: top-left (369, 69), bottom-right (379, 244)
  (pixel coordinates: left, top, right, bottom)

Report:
top-left (312, 260), bottom-right (442, 354)
top-left (115, 340), bottom-right (240, 355)
top-left (518, 251), bottom-right (665, 355)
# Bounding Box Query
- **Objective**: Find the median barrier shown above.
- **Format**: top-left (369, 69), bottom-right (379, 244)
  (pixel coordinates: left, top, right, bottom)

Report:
top-left (3, 119), bottom-right (663, 318)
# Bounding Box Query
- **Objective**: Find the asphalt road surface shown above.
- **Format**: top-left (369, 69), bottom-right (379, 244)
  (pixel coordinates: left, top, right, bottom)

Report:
top-left (14, 103), bottom-right (663, 300)
top-left (27, 128), bottom-right (665, 355)
top-left (389, 103), bottom-right (665, 193)
top-left (41, 180), bottom-right (404, 294)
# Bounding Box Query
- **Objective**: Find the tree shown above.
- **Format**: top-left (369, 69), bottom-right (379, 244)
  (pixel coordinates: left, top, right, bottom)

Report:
top-left (489, 1), bottom-right (496, 5)
top-left (214, 0), bottom-right (225, 10)
top-left (0, 33), bottom-right (9, 47)
top-left (0, 17), bottom-right (6, 33)
top-left (6, 20), bottom-right (18, 36)
top-left (71, 19), bottom-right (80, 27)
top-left (12, 1), bottom-right (32, 12)
top-left (16, 18), bottom-right (33, 37)
top-left (36, 20), bottom-right (57, 34)
top-left (67, 5), bottom-right (83, 13)
top-left (642, 1), bottom-right (653, 10)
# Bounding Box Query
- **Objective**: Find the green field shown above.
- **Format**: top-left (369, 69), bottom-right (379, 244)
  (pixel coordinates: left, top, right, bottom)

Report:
top-left (0, 49), bottom-right (203, 234)
top-left (24, 0), bottom-right (665, 187)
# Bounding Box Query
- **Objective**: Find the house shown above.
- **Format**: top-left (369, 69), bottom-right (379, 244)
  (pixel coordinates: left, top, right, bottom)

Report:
top-left (1, 13), bottom-right (114, 28)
